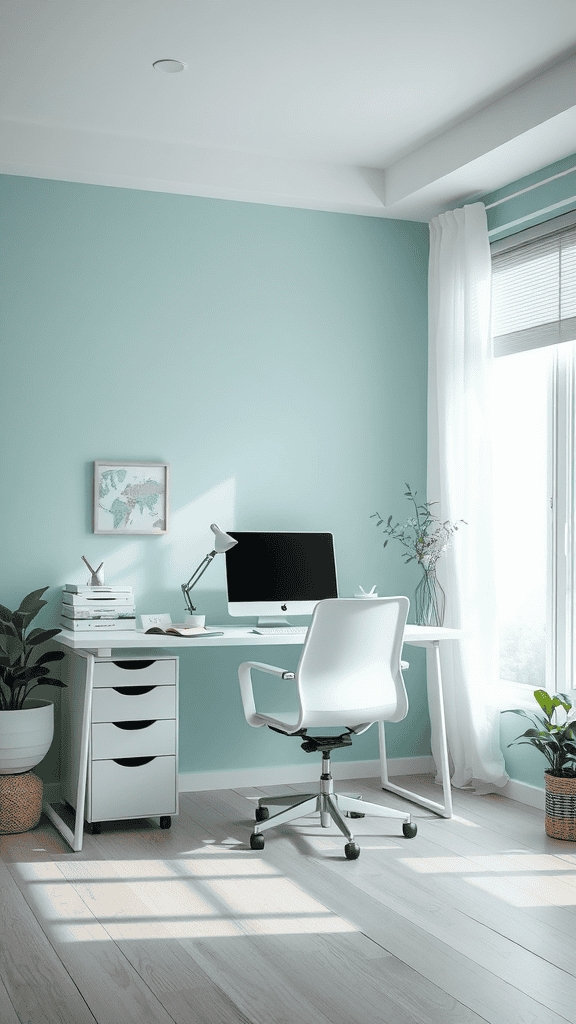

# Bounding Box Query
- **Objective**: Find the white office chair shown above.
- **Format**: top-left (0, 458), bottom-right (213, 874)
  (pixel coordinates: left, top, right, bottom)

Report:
top-left (238, 596), bottom-right (417, 860)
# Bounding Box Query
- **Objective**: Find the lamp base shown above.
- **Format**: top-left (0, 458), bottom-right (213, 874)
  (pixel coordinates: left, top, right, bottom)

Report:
top-left (183, 614), bottom-right (206, 628)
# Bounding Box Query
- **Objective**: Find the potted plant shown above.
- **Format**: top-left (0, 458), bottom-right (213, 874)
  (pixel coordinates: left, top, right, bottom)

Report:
top-left (506, 689), bottom-right (576, 840)
top-left (0, 588), bottom-right (66, 774)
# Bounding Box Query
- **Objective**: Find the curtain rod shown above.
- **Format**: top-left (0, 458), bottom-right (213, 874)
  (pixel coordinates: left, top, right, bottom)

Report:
top-left (485, 164), bottom-right (576, 209)
top-left (486, 194), bottom-right (576, 236)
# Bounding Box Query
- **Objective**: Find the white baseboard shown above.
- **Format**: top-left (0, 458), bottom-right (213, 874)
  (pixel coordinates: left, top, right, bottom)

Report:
top-left (42, 766), bottom-right (546, 813)
top-left (178, 755), bottom-right (435, 793)
top-left (500, 777), bottom-right (545, 810)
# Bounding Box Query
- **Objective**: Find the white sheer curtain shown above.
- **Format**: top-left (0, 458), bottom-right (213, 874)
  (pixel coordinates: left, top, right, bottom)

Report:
top-left (428, 203), bottom-right (508, 789)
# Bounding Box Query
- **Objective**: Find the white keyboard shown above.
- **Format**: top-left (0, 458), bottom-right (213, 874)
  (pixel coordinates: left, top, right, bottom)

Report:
top-left (252, 626), bottom-right (309, 635)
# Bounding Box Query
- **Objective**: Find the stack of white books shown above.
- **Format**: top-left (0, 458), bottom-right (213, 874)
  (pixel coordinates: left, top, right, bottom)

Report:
top-left (61, 585), bottom-right (136, 631)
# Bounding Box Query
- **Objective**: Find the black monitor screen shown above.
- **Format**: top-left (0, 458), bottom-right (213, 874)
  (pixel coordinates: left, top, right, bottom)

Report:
top-left (225, 532), bottom-right (338, 602)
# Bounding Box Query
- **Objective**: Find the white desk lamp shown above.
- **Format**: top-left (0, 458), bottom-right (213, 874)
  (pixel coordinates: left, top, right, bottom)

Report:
top-left (181, 524), bottom-right (238, 618)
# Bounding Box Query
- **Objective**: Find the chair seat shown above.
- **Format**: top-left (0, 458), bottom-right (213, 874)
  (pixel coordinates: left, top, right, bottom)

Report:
top-left (253, 711), bottom-right (300, 730)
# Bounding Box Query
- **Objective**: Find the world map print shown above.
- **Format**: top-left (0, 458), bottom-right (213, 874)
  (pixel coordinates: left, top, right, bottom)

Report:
top-left (94, 463), bottom-right (168, 533)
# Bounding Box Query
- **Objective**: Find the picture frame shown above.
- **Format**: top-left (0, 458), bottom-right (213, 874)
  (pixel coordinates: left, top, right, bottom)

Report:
top-left (93, 461), bottom-right (169, 535)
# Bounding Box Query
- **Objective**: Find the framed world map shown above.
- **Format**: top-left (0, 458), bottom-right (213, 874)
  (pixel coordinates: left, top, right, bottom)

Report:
top-left (93, 461), bottom-right (169, 534)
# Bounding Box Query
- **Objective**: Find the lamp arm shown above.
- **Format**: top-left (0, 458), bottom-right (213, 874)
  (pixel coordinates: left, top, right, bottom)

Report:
top-left (181, 549), bottom-right (217, 613)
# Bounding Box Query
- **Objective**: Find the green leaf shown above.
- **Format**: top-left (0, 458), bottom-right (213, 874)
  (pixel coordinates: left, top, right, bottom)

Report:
top-left (25, 676), bottom-right (66, 698)
top-left (12, 665), bottom-right (50, 682)
top-left (16, 588), bottom-right (49, 616)
top-left (534, 689), bottom-right (554, 718)
top-left (0, 635), bottom-right (23, 664)
top-left (506, 708), bottom-right (542, 724)
top-left (0, 605), bottom-right (14, 624)
top-left (522, 728), bottom-right (554, 742)
top-left (33, 649), bottom-right (65, 667)
top-left (11, 612), bottom-right (28, 635)
top-left (26, 628), bottom-right (61, 646)
top-left (0, 618), bottom-right (18, 639)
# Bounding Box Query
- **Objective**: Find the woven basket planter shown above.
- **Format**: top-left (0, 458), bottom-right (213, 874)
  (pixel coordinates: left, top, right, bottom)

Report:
top-left (544, 771), bottom-right (576, 841)
top-left (0, 771), bottom-right (43, 833)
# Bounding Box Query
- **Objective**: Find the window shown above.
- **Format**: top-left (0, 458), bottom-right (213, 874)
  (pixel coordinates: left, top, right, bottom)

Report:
top-left (491, 211), bottom-right (576, 695)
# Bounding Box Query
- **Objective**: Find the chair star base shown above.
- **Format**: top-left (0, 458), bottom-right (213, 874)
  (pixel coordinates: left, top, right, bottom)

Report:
top-left (249, 749), bottom-right (417, 859)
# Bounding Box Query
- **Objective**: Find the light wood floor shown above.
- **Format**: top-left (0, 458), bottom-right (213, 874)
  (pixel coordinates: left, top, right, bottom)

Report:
top-left (1, 774), bottom-right (576, 1024)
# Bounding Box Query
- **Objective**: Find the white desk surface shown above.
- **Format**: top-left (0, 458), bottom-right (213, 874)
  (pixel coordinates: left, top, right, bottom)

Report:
top-left (56, 623), bottom-right (463, 654)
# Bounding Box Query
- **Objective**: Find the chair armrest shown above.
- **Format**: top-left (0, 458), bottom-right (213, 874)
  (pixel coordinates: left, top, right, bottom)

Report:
top-left (238, 661), bottom-right (296, 727)
top-left (240, 661), bottom-right (294, 679)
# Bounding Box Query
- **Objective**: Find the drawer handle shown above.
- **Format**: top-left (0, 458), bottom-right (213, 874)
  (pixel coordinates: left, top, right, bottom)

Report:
top-left (113, 720), bottom-right (155, 731)
top-left (112, 756), bottom-right (156, 767)
top-left (112, 685), bottom-right (156, 696)
top-left (112, 660), bottom-right (157, 670)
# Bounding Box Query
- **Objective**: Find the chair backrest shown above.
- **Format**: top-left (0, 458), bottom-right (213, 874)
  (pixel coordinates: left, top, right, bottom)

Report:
top-left (295, 597), bottom-right (409, 731)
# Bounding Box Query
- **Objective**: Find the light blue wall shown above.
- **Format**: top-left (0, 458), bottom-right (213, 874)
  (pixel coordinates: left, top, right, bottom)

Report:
top-left (0, 174), bottom-right (430, 783)
top-left (477, 152), bottom-right (576, 788)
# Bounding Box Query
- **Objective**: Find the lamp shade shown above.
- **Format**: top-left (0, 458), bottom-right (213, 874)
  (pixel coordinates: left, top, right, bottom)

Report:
top-left (210, 524), bottom-right (238, 554)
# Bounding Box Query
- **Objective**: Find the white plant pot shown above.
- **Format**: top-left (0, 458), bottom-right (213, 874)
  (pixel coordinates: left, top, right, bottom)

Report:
top-left (0, 699), bottom-right (54, 774)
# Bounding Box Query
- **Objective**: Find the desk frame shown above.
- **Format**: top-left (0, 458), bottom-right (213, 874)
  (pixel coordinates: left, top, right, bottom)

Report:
top-left (49, 624), bottom-right (461, 849)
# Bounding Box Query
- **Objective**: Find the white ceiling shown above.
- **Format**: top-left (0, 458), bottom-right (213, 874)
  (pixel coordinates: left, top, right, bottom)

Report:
top-left (2, 0), bottom-right (576, 221)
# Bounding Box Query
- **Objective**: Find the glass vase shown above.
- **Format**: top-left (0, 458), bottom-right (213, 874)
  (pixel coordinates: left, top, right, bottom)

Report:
top-left (414, 568), bottom-right (445, 627)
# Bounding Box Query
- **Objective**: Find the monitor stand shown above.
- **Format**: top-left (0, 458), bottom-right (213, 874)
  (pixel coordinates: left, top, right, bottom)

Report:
top-left (256, 616), bottom-right (291, 627)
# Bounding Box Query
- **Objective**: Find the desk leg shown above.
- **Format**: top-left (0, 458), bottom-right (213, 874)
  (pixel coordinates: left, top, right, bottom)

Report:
top-left (380, 640), bottom-right (452, 818)
top-left (43, 652), bottom-right (93, 851)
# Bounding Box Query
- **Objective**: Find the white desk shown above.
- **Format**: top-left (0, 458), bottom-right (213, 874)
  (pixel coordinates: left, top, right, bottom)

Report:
top-left (51, 623), bottom-right (461, 850)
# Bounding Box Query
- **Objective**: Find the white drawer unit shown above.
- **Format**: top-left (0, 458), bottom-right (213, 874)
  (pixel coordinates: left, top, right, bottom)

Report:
top-left (91, 719), bottom-right (176, 760)
top-left (90, 755), bottom-right (177, 821)
top-left (91, 658), bottom-right (177, 688)
top-left (60, 652), bottom-right (179, 838)
top-left (91, 683), bottom-right (176, 722)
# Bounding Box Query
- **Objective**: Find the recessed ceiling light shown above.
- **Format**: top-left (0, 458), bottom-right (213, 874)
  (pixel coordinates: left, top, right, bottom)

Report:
top-left (153, 59), bottom-right (186, 73)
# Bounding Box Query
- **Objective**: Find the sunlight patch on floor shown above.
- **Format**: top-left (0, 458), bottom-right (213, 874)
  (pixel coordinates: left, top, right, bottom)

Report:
top-left (55, 918), bottom-right (246, 941)
top-left (15, 850), bottom-right (356, 942)
top-left (468, 874), bottom-right (576, 907)
top-left (400, 852), bottom-right (576, 874)
top-left (397, 850), bottom-right (576, 907)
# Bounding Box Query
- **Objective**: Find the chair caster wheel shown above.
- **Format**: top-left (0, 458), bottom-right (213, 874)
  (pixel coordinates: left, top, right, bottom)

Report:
top-left (348, 812), bottom-right (365, 818)
top-left (344, 842), bottom-right (360, 860)
top-left (403, 822), bottom-right (417, 838)
top-left (160, 816), bottom-right (171, 829)
top-left (255, 806), bottom-right (269, 821)
top-left (250, 832), bottom-right (265, 850)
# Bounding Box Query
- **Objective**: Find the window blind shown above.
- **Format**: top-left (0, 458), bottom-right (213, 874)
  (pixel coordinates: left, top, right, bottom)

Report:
top-left (491, 223), bottom-right (576, 357)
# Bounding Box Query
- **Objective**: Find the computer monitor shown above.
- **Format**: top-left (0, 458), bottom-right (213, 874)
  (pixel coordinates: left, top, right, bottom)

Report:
top-left (224, 531), bottom-right (338, 625)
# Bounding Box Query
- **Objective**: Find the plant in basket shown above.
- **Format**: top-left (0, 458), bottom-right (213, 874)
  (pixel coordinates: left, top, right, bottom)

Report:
top-left (506, 689), bottom-right (576, 840)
